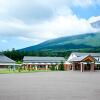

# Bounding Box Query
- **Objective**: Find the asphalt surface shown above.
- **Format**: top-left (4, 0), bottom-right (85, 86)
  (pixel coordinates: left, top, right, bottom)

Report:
top-left (0, 71), bottom-right (100, 100)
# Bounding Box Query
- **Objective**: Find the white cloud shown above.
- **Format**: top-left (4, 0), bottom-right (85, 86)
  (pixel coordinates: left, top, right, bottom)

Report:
top-left (88, 16), bottom-right (100, 23)
top-left (31, 15), bottom-right (96, 38)
top-left (0, 0), bottom-right (9, 13)
top-left (1, 39), bottom-right (8, 43)
top-left (0, 0), bottom-right (99, 22)
top-left (0, 19), bottom-right (32, 37)
top-left (0, 15), bottom-right (98, 44)
top-left (73, 0), bottom-right (94, 7)
top-left (18, 36), bottom-right (40, 43)
top-left (0, 0), bottom-right (99, 46)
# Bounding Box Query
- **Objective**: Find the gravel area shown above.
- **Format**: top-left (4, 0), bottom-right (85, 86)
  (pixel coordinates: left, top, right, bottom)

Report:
top-left (0, 71), bottom-right (100, 100)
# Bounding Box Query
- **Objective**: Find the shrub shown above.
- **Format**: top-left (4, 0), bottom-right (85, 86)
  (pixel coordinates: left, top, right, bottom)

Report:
top-left (50, 64), bottom-right (56, 70)
top-left (16, 66), bottom-right (22, 72)
top-left (58, 61), bottom-right (64, 71)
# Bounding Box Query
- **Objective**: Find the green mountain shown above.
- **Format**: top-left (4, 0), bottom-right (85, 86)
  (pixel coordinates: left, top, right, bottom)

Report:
top-left (20, 32), bottom-right (100, 51)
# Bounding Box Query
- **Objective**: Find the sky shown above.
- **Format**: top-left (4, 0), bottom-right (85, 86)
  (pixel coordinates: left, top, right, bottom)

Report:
top-left (0, 0), bottom-right (100, 51)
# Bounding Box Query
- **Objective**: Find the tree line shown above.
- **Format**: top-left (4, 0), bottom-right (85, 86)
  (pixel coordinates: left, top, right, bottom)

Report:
top-left (2, 48), bottom-right (71, 62)
top-left (2, 48), bottom-right (100, 62)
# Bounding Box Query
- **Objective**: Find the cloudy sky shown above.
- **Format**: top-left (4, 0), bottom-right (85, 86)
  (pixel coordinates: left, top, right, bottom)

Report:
top-left (0, 0), bottom-right (100, 51)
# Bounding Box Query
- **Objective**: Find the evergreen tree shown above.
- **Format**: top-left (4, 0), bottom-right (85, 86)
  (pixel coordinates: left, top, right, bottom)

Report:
top-left (58, 61), bottom-right (64, 71)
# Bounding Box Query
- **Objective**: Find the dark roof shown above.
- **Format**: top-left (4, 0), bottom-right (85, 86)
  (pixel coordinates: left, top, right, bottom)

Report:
top-left (72, 52), bottom-right (100, 57)
top-left (23, 56), bottom-right (65, 63)
top-left (0, 54), bottom-right (15, 63)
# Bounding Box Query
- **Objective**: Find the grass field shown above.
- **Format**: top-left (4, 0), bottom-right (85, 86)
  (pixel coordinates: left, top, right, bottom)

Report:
top-left (0, 69), bottom-right (51, 74)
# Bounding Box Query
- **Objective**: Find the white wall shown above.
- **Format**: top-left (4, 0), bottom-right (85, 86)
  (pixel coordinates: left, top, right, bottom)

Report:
top-left (67, 53), bottom-right (77, 61)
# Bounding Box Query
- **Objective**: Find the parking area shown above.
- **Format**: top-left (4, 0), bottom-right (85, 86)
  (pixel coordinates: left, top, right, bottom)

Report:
top-left (0, 71), bottom-right (100, 100)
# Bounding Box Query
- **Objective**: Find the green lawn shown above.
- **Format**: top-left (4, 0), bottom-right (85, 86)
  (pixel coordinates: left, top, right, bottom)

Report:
top-left (0, 69), bottom-right (51, 74)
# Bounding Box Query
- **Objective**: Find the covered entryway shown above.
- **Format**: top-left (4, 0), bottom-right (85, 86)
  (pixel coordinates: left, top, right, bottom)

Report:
top-left (70, 55), bottom-right (96, 72)
top-left (84, 63), bottom-right (91, 70)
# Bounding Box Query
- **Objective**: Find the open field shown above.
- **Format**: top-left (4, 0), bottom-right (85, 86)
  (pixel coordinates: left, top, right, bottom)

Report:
top-left (0, 69), bottom-right (51, 74)
top-left (0, 71), bottom-right (100, 100)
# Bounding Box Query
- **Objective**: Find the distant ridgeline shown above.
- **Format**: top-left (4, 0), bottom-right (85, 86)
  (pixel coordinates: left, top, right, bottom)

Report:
top-left (19, 32), bottom-right (100, 52)
top-left (2, 32), bottom-right (100, 61)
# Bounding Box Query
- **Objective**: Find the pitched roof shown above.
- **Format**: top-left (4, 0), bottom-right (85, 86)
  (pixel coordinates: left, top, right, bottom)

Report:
top-left (0, 54), bottom-right (15, 63)
top-left (23, 56), bottom-right (65, 63)
top-left (69, 55), bottom-right (96, 62)
top-left (72, 52), bottom-right (100, 57)
top-left (69, 55), bottom-right (87, 62)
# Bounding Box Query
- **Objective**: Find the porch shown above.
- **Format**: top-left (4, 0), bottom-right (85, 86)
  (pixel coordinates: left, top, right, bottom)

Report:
top-left (23, 63), bottom-right (59, 71)
top-left (71, 55), bottom-right (96, 72)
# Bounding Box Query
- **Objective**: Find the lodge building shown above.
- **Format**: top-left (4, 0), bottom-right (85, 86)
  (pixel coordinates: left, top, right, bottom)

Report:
top-left (0, 52), bottom-right (100, 72)
top-left (23, 52), bottom-right (100, 72)
top-left (67, 52), bottom-right (100, 72)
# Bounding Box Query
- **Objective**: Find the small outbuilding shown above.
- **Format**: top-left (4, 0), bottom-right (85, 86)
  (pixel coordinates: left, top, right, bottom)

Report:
top-left (0, 53), bottom-right (16, 69)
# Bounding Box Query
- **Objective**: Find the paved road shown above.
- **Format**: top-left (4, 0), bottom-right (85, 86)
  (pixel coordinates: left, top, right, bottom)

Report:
top-left (0, 71), bottom-right (100, 100)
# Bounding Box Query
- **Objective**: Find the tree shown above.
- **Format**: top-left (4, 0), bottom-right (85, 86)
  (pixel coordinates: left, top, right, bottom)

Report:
top-left (50, 64), bottom-right (56, 70)
top-left (58, 61), bottom-right (64, 71)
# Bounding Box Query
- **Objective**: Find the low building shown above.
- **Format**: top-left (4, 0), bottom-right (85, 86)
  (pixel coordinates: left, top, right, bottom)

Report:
top-left (23, 56), bottom-right (66, 70)
top-left (0, 53), bottom-right (16, 69)
top-left (67, 52), bottom-right (100, 72)
top-left (23, 52), bottom-right (100, 72)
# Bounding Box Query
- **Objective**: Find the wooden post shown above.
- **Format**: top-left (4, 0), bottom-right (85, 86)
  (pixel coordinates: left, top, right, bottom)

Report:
top-left (64, 64), bottom-right (67, 71)
top-left (28, 65), bottom-right (31, 71)
top-left (81, 62), bottom-right (84, 72)
top-left (46, 65), bottom-right (48, 70)
top-left (56, 65), bottom-right (59, 70)
top-left (91, 63), bottom-right (95, 71)
top-left (35, 65), bottom-right (37, 70)
top-left (26, 64), bottom-right (28, 70)
top-left (13, 65), bottom-right (16, 71)
top-left (72, 62), bottom-right (75, 71)
top-left (30, 65), bottom-right (32, 70)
